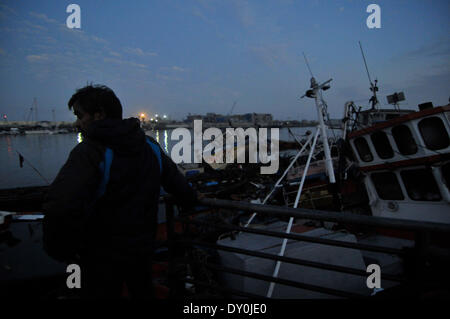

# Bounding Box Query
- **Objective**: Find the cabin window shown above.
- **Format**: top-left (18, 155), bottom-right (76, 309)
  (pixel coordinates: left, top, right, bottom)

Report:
top-left (371, 172), bottom-right (404, 200)
top-left (371, 131), bottom-right (394, 159)
top-left (386, 114), bottom-right (400, 120)
top-left (392, 125), bottom-right (418, 155)
top-left (354, 137), bottom-right (373, 162)
top-left (418, 117), bottom-right (449, 150)
top-left (400, 168), bottom-right (441, 201)
top-left (362, 113), bottom-right (369, 125)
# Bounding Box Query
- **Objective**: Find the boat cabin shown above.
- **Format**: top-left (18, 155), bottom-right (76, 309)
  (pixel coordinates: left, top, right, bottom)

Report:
top-left (356, 108), bottom-right (415, 128)
top-left (346, 105), bottom-right (450, 224)
top-left (348, 105), bottom-right (450, 169)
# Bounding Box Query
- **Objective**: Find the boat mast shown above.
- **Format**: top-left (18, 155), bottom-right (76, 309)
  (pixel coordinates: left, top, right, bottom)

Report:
top-left (301, 53), bottom-right (336, 184)
top-left (310, 77), bottom-right (336, 183)
top-left (359, 41), bottom-right (379, 110)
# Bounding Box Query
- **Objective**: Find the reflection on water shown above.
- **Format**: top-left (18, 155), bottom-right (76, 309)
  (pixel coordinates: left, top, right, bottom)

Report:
top-left (5, 136), bottom-right (13, 156)
top-left (0, 127), bottom-right (336, 189)
top-left (77, 132), bottom-right (83, 143)
top-left (164, 130), bottom-right (168, 153)
top-left (0, 133), bottom-right (79, 189)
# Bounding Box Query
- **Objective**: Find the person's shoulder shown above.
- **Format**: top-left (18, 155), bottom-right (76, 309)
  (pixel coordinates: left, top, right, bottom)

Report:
top-left (145, 135), bottom-right (158, 145)
top-left (145, 135), bottom-right (166, 152)
top-left (69, 139), bottom-right (104, 162)
top-left (70, 139), bottom-right (100, 153)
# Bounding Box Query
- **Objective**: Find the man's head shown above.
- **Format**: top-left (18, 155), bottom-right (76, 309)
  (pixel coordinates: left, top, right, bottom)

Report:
top-left (68, 84), bottom-right (123, 133)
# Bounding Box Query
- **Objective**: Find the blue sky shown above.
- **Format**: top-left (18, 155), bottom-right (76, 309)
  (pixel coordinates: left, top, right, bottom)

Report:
top-left (0, 0), bottom-right (449, 122)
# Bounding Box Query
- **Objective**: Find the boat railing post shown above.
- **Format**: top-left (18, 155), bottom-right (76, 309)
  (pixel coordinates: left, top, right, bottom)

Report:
top-left (243, 131), bottom-right (316, 228)
top-left (266, 127), bottom-right (320, 298)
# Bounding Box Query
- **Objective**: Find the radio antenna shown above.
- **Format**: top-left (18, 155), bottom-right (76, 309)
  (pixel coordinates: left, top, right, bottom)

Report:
top-left (359, 41), bottom-right (378, 109)
top-left (302, 52), bottom-right (314, 78)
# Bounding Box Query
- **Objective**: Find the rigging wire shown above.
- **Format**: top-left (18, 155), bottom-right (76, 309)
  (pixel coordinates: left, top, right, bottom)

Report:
top-left (302, 52), bottom-right (314, 78)
top-left (6, 137), bottom-right (51, 185)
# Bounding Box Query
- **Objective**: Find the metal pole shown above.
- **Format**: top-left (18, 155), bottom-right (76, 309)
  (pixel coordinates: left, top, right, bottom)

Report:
top-left (267, 127), bottom-right (320, 298)
top-left (200, 198), bottom-right (450, 233)
top-left (243, 132), bottom-right (316, 227)
top-left (314, 80), bottom-right (336, 183)
top-left (288, 127), bottom-right (303, 148)
top-left (342, 101), bottom-right (353, 140)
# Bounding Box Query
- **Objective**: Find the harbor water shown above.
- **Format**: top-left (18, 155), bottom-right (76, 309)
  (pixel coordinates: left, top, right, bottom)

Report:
top-left (0, 127), bottom-right (340, 190)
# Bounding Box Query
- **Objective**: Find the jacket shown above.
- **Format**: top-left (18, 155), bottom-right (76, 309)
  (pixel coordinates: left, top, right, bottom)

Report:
top-left (43, 117), bottom-right (197, 262)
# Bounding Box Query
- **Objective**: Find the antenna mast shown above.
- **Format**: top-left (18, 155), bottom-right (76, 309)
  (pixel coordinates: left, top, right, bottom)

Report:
top-left (302, 52), bottom-right (314, 78)
top-left (301, 53), bottom-right (335, 184)
top-left (359, 41), bottom-right (379, 110)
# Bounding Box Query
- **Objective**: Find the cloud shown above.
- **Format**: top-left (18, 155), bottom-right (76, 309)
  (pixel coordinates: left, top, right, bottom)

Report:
top-left (172, 66), bottom-right (186, 72)
top-left (248, 44), bottom-right (290, 68)
top-left (110, 51), bottom-right (121, 57)
top-left (403, 41), bottom-right (450, 59)
top-left (103, 57), bottom-right (148, 69)
top-left (91, 35), bottom-right (108, 44)
top-left (29, 11), bottom-right (58, 24)
top-left (124, 47), bottom-right (157, 57)
top-left (0, 3), bottom-right (17, 15)
top-left (234, 0), bottom-right (255, 27)
top-left (26, 54), bottom-right (49, 62)
top-left (192, 7), bottom-right (208, 22)
top-left (23, 20), bottom-right (47, 31)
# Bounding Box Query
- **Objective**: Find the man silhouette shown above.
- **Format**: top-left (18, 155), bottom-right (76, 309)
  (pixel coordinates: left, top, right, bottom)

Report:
top-left (43, 84), bottom-right (198, 298)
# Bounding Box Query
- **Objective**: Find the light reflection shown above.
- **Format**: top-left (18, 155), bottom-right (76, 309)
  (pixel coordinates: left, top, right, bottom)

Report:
top-left (6, 136), bottom-right (12, 155)
top-left (77, 132), bottom-right (83, 143)
top-left (164, 130), bottom-right (168, 153)
top-left (156, 130), bottom-right (160, 144)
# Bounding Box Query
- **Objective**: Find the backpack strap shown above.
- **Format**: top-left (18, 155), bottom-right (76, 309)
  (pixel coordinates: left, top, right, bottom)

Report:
top-left (97, 147), bottom-right (113, 198)
top-left (145, 137), bottom-right (166, 196)
top-left (97, 138), bottom-right (163, 198)
top-left (145, 137), bottom-right (163, 174)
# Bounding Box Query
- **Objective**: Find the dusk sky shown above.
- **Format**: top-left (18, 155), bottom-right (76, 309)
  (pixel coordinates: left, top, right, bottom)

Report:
top-left (0, 0), bottom-right (448, 122)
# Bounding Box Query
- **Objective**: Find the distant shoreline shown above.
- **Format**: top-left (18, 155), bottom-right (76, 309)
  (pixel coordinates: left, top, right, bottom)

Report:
top-left (0, 120), bottom-right (321, 134)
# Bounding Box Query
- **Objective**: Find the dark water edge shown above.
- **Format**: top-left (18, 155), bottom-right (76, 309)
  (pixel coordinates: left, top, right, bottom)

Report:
top-left (0, 127), bottom-right (339, 190)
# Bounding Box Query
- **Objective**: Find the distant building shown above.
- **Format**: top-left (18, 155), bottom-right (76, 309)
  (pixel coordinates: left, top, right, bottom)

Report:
top-left (185, 114), bottom-right (203, 123)
top-left (184, 112), bottom-right (273, 126)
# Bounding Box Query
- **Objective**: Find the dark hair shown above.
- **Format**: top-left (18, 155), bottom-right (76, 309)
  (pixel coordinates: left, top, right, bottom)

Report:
top-left (68, 84), bottom-right (123, 119)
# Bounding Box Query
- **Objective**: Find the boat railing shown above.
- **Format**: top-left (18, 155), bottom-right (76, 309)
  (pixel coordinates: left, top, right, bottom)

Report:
top-left (162, 195), bottom-right (450, 299)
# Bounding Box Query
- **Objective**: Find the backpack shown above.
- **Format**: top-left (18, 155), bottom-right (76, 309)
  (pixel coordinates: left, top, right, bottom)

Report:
top-left (96, 137), bottom-right (163, 198)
